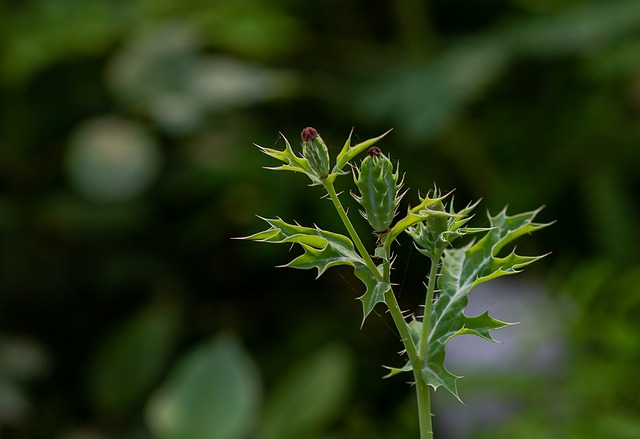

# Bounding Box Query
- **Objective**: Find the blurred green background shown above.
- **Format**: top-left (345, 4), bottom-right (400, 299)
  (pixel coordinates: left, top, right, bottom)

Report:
top-left (1, 0), bottom-right (640, 438)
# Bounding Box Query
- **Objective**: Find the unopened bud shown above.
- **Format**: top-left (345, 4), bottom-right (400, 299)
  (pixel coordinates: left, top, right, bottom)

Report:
top-left (424, 199), bottom-right (448, 243)
top-left (406, 194), bottom-right (452, 255)
top-left (301, 127), bottom-right (330, 178)
top-left (354, 148), bottom-right (401, 233)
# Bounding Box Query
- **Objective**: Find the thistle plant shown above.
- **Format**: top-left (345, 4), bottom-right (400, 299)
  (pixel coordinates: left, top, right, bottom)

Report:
top-left (240, 127), bottom-right (550, 438)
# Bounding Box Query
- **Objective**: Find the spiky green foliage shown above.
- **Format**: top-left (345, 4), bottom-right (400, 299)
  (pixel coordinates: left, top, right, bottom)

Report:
top-left (333, 129), bottom-right (392, 173)
top-left (389, 207), bottom-right (551, 399)
top-left (241, 217), bottom-right (390, 321)
top-left (241, 127), bottom-right (550, 439)
top-left (254, 129), bottom-right (393, 186)
top-left (406, 191), bottom-right (487, 259)
top-left (422, 208), bottom-right (549, 396)
top-left (254, 134), bottom-right (324, 186)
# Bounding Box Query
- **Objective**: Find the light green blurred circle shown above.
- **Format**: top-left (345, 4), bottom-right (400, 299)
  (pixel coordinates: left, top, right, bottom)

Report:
top-left (67, 117), bottom-right (162, 202)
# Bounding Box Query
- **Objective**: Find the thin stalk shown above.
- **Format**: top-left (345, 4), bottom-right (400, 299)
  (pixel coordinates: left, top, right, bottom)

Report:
top-left (381, 240), bottom-right (431, 438)
top-left (384, 289), bottom-right (432, 439)
top-left (324, 179), bottom-right (383, 282)
top-left (383, 289), bottom-right (420, 375)
top-left (414, 250), bottom-right (443, 438)
top-left (414, 368), bottom-right (433, 439)
top-left (418, 250), bottom-right (443, 358)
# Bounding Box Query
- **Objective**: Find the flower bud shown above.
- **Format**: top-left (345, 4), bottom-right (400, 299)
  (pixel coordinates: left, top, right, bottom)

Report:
top-left (301, 127), bottom-right (330, 179)
top-left (354, 147), bottom-right (402, 233)
top-left (406, 191), bottom-right (461, 256)
top-left (424, 199), bottom-right (448, 243)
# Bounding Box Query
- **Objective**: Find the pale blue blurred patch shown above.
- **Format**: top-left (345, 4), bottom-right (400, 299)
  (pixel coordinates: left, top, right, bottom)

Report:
top-left (432, 277), bottom-right (573, 438)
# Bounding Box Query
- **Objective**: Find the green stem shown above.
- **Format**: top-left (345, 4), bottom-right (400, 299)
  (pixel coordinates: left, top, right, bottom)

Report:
top-left (418, 250), bottom-right (443, 358)
top-left (324, 179), bottom-right (383, 282)
top-left (381, 242), bottom-right (432, 438)
top-left (414, 250), bottom-right (443, 438)
top-left (384, 289), bottom-right (432, 438)
top-left (383, 289), bottom-right (420, 373)
top-left (414, 368), bottom-right (433, 439)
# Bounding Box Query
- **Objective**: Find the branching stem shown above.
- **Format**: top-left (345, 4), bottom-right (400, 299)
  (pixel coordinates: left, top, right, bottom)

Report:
top-left (382, 243), bottom-right (433, 439)
top-left (385, 289), bottom-right (433, 438)
top-left (325, 177), bottom-right (432, 437)
top-left (414, 250), bottom-right (444, 439)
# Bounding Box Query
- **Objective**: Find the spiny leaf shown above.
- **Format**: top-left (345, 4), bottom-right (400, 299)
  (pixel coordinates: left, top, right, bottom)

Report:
top-left (382, 318), bottom-right (421, 379)
top-left (255, 135), bottom-right (323, 185)
top-left (353, 267), bottom-right (391, 326)
top-left (406, 190), bottom-right (485, 259)
top-left (334, 129), bottom-right (392, 172)
top-left (420, 206), bottom-right (551, 399)
top-left (383, 189), bottom-right (454, 247)
top-left (239, 218), bottom-right (388, 321)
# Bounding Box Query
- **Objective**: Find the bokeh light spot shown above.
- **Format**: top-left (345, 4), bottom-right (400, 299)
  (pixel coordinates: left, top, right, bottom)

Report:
top-left (66, 117), bottom-right (162, 202)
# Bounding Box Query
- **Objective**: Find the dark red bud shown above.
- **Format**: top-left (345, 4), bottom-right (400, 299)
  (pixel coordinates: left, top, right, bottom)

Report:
top-left (301, 127), bottom-right (318, 141)
top-left (368, 146), bottom-right (382, 157)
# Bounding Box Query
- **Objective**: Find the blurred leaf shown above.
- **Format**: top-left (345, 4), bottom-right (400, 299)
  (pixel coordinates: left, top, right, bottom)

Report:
top-left (355, 0), bottom-right (640, 141)
top-left (125, 0), bottom-right (302, 60)
top-left (355, 43), bottom-right (508, 142)
top-left (260, 344), bottom-right (353, 439)
top-left (597, 414), bottom-right (640, 439)
top-left (146, 333), bottom-right (261, 439)
top-left (582, 37), bottom-right (640, 80)
top-left (562, 259), bottom-right (612, 307)
top-left (505, 0), bottom-right (640, 56)
top-left (582, 169), bottom-right (639, 263)
top-left (2, 0), bottom-right (300, 84)
top-left (193, 1), bottom-right (302, 60)
top-left (107, 23), bottom-right (296, 134)
top-left (2, 0), bottom-right (126, 83)
top-left (87, 303), bottom-right (180, 413)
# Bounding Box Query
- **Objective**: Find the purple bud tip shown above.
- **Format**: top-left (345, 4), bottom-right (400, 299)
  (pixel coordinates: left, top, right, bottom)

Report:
top-left (301, 127), bottom-right (318, 141)
top-left (368, 146), bottom-right (382, 157)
